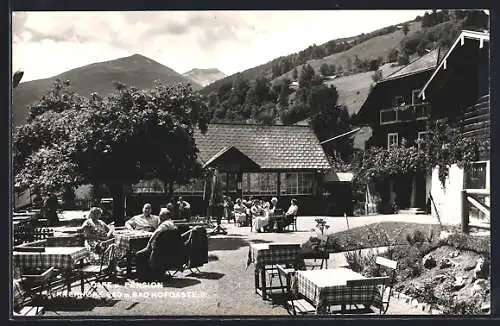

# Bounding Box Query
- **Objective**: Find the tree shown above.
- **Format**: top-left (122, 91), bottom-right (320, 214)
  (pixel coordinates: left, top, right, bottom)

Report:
top-left (292, 67), bottom-right (298, 80)
top-left (388, 48), bottom-right (399, 63)
top-left (369, 59), bottom-right (380, 71)
top-left (402, 23), bottom-right (410, 36)
top-left (371, 69), bottom-right (383, 82)
top-left (320, 63), bottom-right (330, 76)
top-left (14, 79), bottom-right (209, 225)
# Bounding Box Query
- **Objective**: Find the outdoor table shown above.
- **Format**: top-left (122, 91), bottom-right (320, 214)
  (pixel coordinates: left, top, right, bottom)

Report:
top-left (114, 230), bottom-right (153, 277)
top-left (246, 242), bottom-right (301, 300)
top-left (13, 246), bottom-right (90, 293)
top-left (294, 268), bottom-right (382, 314)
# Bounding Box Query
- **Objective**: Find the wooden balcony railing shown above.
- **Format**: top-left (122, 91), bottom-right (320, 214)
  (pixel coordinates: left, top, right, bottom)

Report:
top-left (379, 103), bottom-right (430, 125)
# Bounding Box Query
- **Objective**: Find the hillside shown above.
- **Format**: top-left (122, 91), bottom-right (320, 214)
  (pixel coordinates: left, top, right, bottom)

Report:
top-left (200, 20), bottom-right (418, 96)
top-left (12, 54), bottom-right (201, 127)
top-left (182, 68), bottom-right (226, 87)
top-left (274, 21), bottom-right (421, 84)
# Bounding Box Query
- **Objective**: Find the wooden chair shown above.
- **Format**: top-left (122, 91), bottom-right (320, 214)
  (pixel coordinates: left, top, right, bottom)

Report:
top-left (375, 256), bottom-right (398, 314)
top-left (276, 265), bottom-right (315, 315)
top-left (285, 213), bottom-right (298, 231)
top-left (345, 276), bottom-right (390, 314)
top-left (76, 238), bottom-right (117, 299)
top-left (266, 244), bottom-right (301, 299)
top-left (15, 250), bottom-right (56, 315)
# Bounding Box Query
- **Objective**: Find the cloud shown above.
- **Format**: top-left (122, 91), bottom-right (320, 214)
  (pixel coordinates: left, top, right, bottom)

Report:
top-left (12, 10), bottom-right (427, 81)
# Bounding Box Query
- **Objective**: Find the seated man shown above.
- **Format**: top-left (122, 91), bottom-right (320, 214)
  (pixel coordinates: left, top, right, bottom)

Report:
top-left (135, 205), bottom-right (178, 281)
top-left (283, 198), bottom-right (299, 228)
top-left (125, 203), bottom-right (160, 232)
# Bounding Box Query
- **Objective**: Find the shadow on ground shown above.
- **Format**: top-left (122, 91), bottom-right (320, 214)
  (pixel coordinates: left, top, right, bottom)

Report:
top-left (248, 239), bottom-right (272, 244)
top-left (208, 237), bottom-right (249, 251)
top-left (207, 254), bottom-right (219, 261)
top-left (185, 271), bottom-right (225, 280)
top-left (162, 277), bottom-right (201, 289)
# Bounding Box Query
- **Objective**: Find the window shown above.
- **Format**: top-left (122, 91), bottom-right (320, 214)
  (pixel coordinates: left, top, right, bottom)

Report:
top-left (398, 106), bottom-right (414, 121)
top-left (417, 131), bottom-right (431, 150)
top-left (174, 179), bottom-right (205, 194)
top-left (392, 96), bottom-right (405, 107)
top-left (415, 103), bottom-right (429, 120)
top-left (387, 133), bottom-right (398, 149)
top-left (412, 89), bottom-right (422, 105)
top-left (132, 179), bottom-right (165, 193)
top-left (242, 173), bottom-right (277, 195)
top-left (380, 108), bottom-right (397, 124)
top-left (465, 162), bottom-right (487, 189)
top-left (280, 172), bottom-right (314, 195)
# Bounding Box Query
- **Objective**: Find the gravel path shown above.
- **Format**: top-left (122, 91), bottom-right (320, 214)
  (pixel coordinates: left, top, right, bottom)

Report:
top-left (41, 214), bottom-right (437, 317)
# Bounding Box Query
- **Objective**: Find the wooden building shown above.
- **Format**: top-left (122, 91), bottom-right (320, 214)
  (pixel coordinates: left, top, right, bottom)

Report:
top-left (127, 123), bottom-right (333, 216)
top-left (356, 49), bottom-right (444, 212)
top-left (419, 30), bottom-right (490, 225)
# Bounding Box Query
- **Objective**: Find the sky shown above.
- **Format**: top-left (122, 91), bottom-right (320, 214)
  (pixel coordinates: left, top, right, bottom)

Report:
top-left (12, 10), bottom-right (428, 82)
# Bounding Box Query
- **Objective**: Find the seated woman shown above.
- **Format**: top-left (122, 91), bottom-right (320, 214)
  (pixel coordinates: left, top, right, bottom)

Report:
top-left (79, 207), bottom-right (114, 263)
top-left (233, 198), bottom-right (247, 226)
top-left (251, 200), bottom-right (271, 233)
top-left (283, 198), bottom-right (299, 228)
top-left (125, 203), bottom-right (160, 232)
top-left (135, 204), bottom-right (178, 281)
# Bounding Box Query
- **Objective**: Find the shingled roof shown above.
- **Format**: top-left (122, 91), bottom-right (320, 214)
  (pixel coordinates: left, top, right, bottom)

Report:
top-left (381, 48), bottom-right (442, 82)
top-left (193, 123), bottom-right (331, 170)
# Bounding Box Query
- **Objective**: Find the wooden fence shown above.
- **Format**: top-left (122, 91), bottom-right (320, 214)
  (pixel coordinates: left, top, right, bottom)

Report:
top-left (461, 189), bottom-right (490, 233)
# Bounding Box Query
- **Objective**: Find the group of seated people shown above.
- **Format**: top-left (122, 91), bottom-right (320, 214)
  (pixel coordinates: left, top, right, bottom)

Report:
top-left (79, 201), bottom-right (202, 281)
top-left (221, 196), bottom-right (298, 232)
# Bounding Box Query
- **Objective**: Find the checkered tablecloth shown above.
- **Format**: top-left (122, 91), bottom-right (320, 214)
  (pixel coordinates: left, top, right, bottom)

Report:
top-left (246, 243), bottom-right (301, 270)
top-left (294, 268), bottom-right (382, 313)
top-left (114, 230), bottom-right (152, 252)
top-left (13, 247), bottom-right (90, 270)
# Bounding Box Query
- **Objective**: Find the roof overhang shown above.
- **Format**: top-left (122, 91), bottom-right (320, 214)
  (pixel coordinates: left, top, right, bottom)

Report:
top-left (419, 30), bottom-right (489, 101)
top-left (202, 146), bottom-right (261, 172)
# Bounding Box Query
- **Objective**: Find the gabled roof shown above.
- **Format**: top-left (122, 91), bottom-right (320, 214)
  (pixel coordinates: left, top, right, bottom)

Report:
top-left (202, 145), bottom-right (260, 170)
top-left (194, 123), bottom-right (331, 170)
top-left (419, 30), bottom-right (490, 100)
top-left (381, 48), bottom-right (442, 83)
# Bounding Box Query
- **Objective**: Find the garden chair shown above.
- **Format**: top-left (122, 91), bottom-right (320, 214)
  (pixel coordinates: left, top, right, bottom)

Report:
top-left (285, 212), bottom-right (298, 231)
top-left (76, 238), bottom-right (117, 300)
top-left (14, 247), bottom-right (56, 316)
top-left (266, 244), bottom-right (301, 300)
top-left (277, 264), bottom-right (315, 315)
top-left (345, 276), bottom-right (390, 314)
top-left (375, 256), bottom-right (398, 314)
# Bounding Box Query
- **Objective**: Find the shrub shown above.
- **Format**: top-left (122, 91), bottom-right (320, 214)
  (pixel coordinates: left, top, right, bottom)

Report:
top-left (441, 298), bottom-right (484, 315)
top-left (444, 233), bottom-right (490, 256)
top-left (344, 249), bottom-right (379, 275)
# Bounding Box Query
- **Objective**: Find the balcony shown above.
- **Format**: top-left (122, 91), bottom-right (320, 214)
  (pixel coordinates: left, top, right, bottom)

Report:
top-left (379, 103), bottom-right (430, 125)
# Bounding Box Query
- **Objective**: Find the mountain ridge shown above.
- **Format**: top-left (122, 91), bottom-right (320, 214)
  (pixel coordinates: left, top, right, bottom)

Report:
top-left (12, 53), bottom-right (201, 127)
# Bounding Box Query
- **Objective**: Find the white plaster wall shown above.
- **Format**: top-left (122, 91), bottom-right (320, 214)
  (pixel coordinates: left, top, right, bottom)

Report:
top-left (430, 164), bottom-right (464, 225)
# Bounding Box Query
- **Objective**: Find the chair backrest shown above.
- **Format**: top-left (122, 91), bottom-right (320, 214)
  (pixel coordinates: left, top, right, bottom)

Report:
top-left (376, 256), bottom-right (398, 270)
top-left (150, 229), bottom-right (187, 271)
top-left (99, 242), bottom-right (117, 271)
top-left (346, 276), bottom-right (389, 287)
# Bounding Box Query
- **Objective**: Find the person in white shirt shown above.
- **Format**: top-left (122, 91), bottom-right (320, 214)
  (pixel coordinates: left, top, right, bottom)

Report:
top-left (125, 203), bottom-right (160, 232)
top-left (284, 198), bottom-right (299, 228)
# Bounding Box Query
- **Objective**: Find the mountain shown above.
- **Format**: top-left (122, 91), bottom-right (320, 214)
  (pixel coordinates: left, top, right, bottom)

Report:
top-left (182, 68), bottom-right (226, 87)
top-left (12, 54), bottom-right (202, 127)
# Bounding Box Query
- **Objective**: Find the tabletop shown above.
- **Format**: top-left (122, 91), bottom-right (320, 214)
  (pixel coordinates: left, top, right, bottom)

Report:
top-left (295, 268), bottom-right (382, 313)
top-left (247, 242), bottom-right (301, 270)
top-left (114, 230), bottom-right (152, 251)
top-left (13, 246), bottom-right (90, 270)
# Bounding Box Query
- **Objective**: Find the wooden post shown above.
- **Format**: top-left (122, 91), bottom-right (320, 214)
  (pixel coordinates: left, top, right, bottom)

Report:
top-left (461, 190), bottom-right (469, 233)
